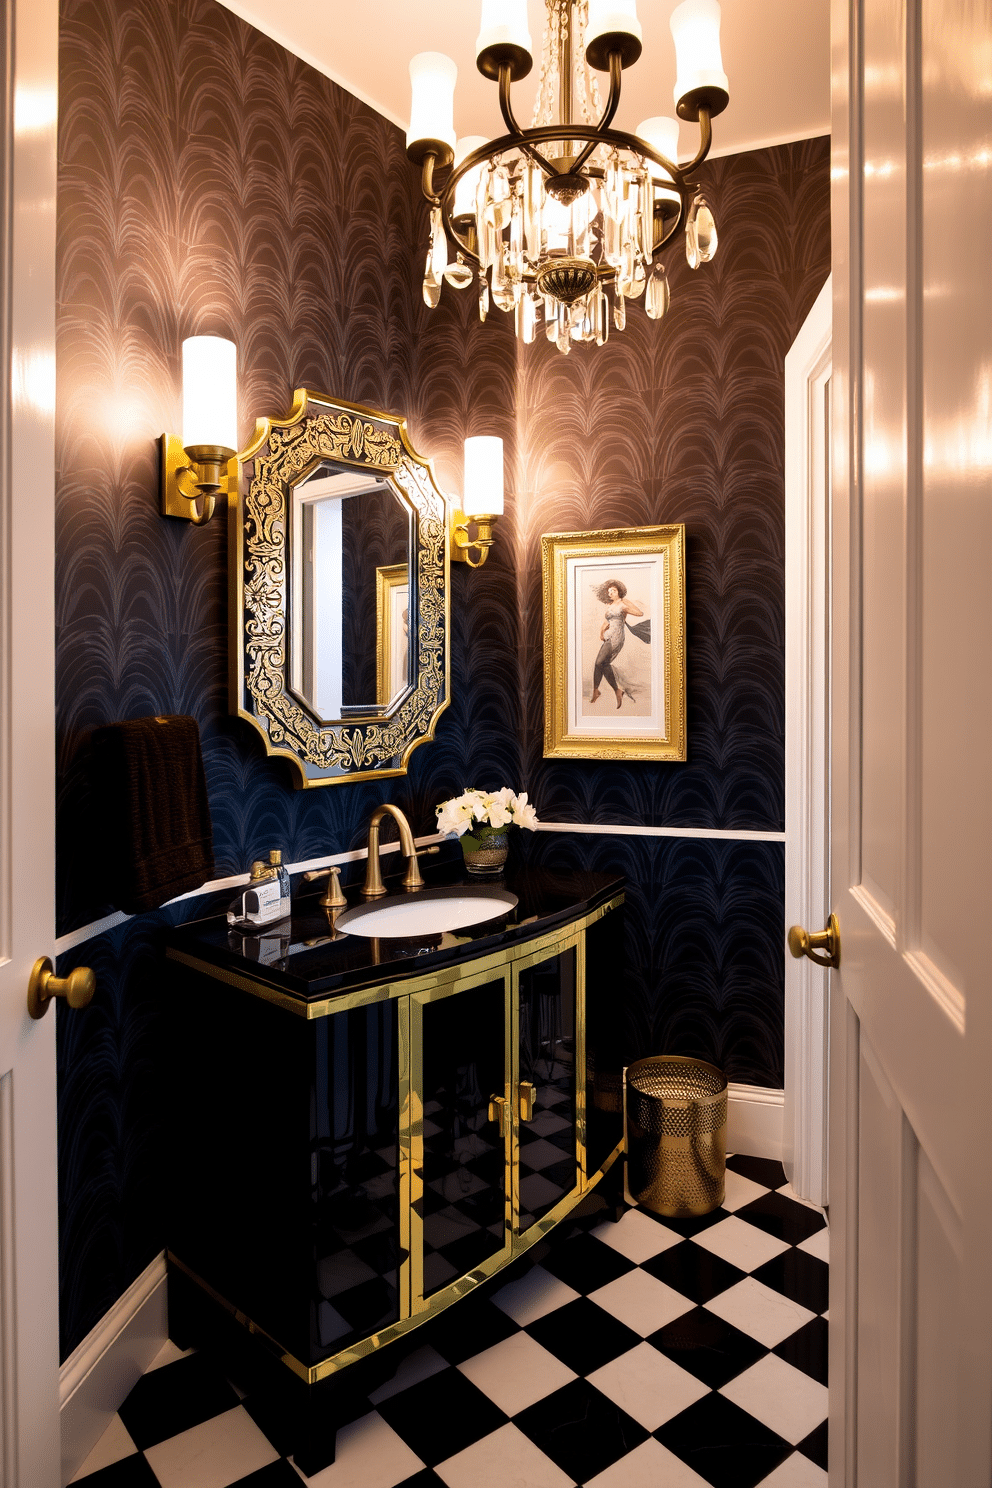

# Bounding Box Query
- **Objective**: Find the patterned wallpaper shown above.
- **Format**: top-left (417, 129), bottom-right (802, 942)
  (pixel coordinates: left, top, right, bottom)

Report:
top-left (55, 0), bottom-right (829, 1360)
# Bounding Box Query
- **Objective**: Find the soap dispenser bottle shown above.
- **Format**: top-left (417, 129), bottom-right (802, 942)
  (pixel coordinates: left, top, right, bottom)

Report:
top-left (227, 858), bottom-right (287, 929)
top-left (269, 849), bottom-right (291, 920)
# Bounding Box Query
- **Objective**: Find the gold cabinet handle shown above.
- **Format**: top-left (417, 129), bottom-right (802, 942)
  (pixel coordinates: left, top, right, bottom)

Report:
top-left (519, 1081), bottom-right (537, 1122)
top-left (488, 1094), bottom-right (506, 1137)
top-left (788, 912), bottom-right (841, 970)
top-left (27, 957), bottom-right (96, 1020)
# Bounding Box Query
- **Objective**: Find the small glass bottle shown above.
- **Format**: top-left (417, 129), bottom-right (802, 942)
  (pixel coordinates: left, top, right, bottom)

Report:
top-left (269, 849), bottom-right (291, 920)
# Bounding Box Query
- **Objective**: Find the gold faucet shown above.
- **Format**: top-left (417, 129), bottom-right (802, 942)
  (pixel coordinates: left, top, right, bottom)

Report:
top-left (362, 804), bottom-right (432, 898)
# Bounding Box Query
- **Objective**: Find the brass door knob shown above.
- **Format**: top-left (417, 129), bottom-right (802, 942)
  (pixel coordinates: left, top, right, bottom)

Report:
top-left (27, 957), bottom-right (96, 1020)
top-left (787, 913), bottom-right (841, 970)
top-left (519, 1081), bottom-right (537, 1122)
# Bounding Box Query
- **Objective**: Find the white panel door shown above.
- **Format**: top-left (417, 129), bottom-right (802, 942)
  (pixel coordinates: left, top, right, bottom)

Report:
top-left (828, 0), bottom-right (992, 1481)
top-left (0, 0), bottom-right (61, 1480)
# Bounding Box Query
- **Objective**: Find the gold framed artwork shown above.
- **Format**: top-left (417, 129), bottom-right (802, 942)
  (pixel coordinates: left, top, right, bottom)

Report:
top-left (542, 525), bottom-right (686, 762)
top-left (376, 563), bottom-right (410, 707)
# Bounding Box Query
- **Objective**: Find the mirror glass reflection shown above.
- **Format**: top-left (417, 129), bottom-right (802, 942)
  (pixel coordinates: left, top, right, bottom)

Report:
top-left (289, 462), bottom-right (413, 720)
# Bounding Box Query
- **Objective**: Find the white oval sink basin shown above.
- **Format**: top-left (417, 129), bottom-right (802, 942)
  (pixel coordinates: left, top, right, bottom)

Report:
top-left (335, 888), bottom-right (518, 938)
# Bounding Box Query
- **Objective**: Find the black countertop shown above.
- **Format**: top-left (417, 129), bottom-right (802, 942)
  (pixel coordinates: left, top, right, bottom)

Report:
top-left (166, 853), bottom-right (624, 1007)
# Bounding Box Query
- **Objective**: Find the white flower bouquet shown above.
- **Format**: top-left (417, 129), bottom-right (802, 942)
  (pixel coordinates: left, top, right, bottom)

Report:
top-left (436, 787), bottom-right (539, 874)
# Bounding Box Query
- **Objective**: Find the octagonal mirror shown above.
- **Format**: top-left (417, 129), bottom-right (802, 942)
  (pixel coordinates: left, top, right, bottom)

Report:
top-left (230, 389), bottom-right (450, 786)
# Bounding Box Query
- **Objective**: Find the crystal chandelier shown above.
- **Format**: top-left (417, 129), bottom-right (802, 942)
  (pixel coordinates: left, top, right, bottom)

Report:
top-left (405, 0), bottom-right (729, 353)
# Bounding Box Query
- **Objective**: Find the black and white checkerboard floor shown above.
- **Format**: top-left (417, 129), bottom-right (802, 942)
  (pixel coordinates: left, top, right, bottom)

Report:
top-left (71, 1156), bottom-right (828, 1488)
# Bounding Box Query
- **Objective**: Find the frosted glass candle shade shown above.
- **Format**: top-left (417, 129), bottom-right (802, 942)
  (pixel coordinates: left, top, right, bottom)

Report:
top-left (476, 0), bottom-right (532, 59)
top-left (670, 0), bottom-right (728, 104)
top-left (182, 336), bottom-right (237, 454)
top-left (585, 0), bottom-right (643, 51)
top-left (463, 436), bottom-right (503, 516)
top-left (407, 52), bottom-right (457, 153)
top-left (636, 116), bottom-right (680, 176)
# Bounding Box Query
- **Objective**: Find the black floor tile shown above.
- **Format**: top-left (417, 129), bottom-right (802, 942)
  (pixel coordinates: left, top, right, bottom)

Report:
top-left (736, 1191), bottom-right (827, 1246)
top-left (117, 1353), bottom-right (240, 1450)
top-left (726, 1154), bottom-right (787, 1190)
top-left (656, 1391), bottom-right (792, 1488)
top-left (773, 1315), bottom-right (829, 1385)
top-left (394, 1472), bottom-right (450, 1488)
top-left (753, 1248), bottom-right (829, 1314)
top-left (73, 1456), bottom-right (159, 1487)
top-left (642, 1240), bottom-right (747, 1305)
top-left (539, 1231), bottom-right (636, 1293)
top-left (648, 1306), bottom-right (767, 1389)
top-left (376, 1368), bottom-right (507, 1466)
top-left (427, 1294), bottom-right (519, 1365)
top-left (515, 1377), bottom-right (648, 1482)
top-left (797, 1417), bottom-right (829, 1469)
top-left (526, 1296), bottom-right (642, 1375)
top-left (228, 1460), bottom-right (303, 1487)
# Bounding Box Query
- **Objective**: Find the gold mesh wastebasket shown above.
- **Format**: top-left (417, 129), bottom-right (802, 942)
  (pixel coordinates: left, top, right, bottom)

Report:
top-left (625, 1056), bottom-right (728, 1217)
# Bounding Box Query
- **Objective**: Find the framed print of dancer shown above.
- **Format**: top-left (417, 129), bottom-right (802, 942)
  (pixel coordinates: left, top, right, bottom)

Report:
top-left (589, 579), bottom-right (650, 710)
top-left (542, 526), bottom-right (686, 762)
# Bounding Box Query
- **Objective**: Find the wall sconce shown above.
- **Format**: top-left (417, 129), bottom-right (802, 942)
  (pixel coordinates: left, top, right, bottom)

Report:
top-left (451, 436), bottom-right (503, 567)
top-left (160, 335), bottom-right (238, 526)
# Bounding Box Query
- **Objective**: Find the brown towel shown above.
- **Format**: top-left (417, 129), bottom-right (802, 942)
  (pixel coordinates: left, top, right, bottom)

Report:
top-left (92, 715), bottom-right (215, 914)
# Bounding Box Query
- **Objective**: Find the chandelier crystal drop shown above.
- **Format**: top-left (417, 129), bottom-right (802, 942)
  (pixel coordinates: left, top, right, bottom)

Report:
top-left (405, 0), bottom-right (730, 354)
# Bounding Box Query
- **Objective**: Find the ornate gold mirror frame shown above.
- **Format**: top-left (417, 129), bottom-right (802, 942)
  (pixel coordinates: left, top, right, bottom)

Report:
top-left (230, 389), bottom-right (450, 787)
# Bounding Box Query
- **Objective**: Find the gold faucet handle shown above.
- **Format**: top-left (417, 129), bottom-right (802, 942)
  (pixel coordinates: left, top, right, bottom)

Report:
top-left (303, 865), bottom-right (348, 909)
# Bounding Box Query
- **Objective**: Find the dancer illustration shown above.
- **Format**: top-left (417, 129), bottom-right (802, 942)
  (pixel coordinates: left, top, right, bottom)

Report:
top-left (589, 580), bottom-right (648, 708)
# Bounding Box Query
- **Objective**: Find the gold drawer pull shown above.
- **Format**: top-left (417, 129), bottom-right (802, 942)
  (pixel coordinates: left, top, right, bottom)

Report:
top-left (519, 1081), bottom-right (537, 1122)
top-left (488, 1094), bottom-right (506, 1137)
top-left (27, 957), bottom-right (96, 1020)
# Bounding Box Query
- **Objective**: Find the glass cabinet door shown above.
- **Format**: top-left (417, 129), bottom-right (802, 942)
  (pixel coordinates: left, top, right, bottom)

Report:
top-left (514, 941), bottom-right (581, 1239)
top-left (410, 970), bottom-right (511, 1311)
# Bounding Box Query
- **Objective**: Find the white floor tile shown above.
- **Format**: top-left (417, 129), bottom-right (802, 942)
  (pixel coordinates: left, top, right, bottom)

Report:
top-left (290, 1410), bottom-right (424, 1487)
top-left (145, 1338), bottom-right (196, 1372)
top-left (691, 1215), bottom-right (790, 1272)
top-left (798, 1227), bottom-right (830, 1264)
top-left (491, 1264), bottom-right (580, 1325)
top-left (590, 1208), bottom-right (681, 1264)
top-left (458, 1331), bottom-right (576, 1416)
top-left (777, 1183), bottom-right (828, 1215)
top-left (722, 1170), bottom-right (771, 1212)
top-left (585, 1436), bottom-right (712, 1488)
top-left (144, 1404), bottom-right (279, 1488)
top-left (435, 1421), bottom-right (574, 1488)
top-left (587, 1342), bottom-right (710, 1431)
top-left (757, 1451), bottom-right (829, 1486)
top-left (69, 1414), bottom-right (137, 1481)
top-left (368, 1345), bottom-right (450, 1404)
top-left (589, 1269), bottom-right (693, 1335)
top-left (721, 1353), bottom-right (828, 1444)
top-left (705, 1278), bottom-right (816, 1350)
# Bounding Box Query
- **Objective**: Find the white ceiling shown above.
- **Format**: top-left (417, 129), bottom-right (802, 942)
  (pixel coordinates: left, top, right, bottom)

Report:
top-left (216, 0), bottom-right (830, 160)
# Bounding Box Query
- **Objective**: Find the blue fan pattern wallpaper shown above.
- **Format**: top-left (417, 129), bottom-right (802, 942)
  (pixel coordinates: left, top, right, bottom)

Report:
top-left (55, 0), bottom-right (829, 1359)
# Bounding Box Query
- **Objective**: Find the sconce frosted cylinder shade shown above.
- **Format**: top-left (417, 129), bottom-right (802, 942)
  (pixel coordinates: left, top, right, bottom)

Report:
top-left (636, 116), bottom-right (680, 177)
top-left (453, 135), bottom-right (489, 219)
top-left (670, 0), bottom-right (729, 115)
top-left (407, 52), bottom-right (457, 158)
top-left (182, 336), bottom-right (238, 455)
top-left (463, 436), bottom-right (504, 516)
top-left (476, 0), bottom-right (532, 61)
top-left (585, 0), bottom-right (643, 70)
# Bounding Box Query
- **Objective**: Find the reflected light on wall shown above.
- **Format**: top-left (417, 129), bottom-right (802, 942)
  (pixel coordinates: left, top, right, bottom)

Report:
top-left (14, 86), bottom-right (57, 136)
top-left (12, 346), bottom-right (55, 416)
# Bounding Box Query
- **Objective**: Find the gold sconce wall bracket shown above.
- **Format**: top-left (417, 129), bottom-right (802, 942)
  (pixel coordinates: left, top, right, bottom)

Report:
top-left (450, 509), bottom-right (500, 567)
top-left (160, 432), bottom-right (237, 526)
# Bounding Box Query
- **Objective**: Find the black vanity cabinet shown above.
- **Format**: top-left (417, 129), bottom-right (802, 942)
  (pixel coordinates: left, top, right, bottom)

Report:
top-left (165, 873), bottom-right (623, 1474)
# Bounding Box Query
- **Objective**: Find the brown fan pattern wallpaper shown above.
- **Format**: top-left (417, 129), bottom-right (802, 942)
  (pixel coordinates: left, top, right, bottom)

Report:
top-left (54, 0), bottom-right (828, 1358)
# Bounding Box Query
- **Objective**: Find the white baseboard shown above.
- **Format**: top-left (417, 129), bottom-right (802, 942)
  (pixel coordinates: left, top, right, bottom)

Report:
top-left (59, 1252), bottom-right (168, 1486)
top-left (727, 1083), bottom-right (785, 1161)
